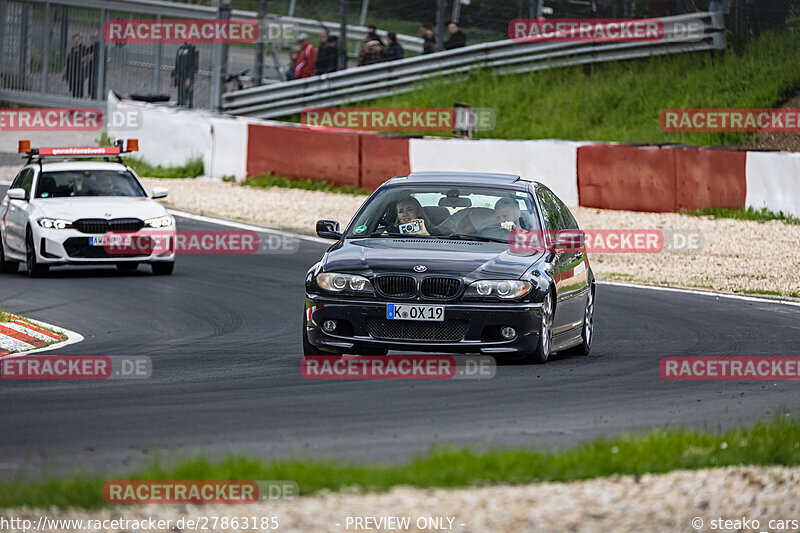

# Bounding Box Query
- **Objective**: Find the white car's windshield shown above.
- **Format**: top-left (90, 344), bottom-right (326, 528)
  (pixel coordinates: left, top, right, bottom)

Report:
top-left (347, 185), bottom-right (540, 241)
top-left (35, 169), bottom-right (147, 198)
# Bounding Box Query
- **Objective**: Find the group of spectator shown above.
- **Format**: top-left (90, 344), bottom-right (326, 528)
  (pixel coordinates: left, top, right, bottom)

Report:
top-left (286, 21), bottom-right (468, 80)
top-left (419, 22), bottom-right (467, 55)
top-left (63, 31), bottom-right (101, 99)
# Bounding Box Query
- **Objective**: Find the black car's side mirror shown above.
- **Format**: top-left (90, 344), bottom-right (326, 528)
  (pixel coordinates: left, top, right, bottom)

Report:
top-left (316, 219), bottom-right (341, 240)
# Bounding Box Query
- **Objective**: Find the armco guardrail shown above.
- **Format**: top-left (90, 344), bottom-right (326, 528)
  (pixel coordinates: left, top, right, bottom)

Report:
top-left (223, 12), bottom-right (725, 119)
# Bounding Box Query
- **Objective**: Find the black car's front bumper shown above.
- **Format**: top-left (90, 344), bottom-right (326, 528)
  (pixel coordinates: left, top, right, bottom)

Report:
top-left (305, 294), bottom-right (545, 355)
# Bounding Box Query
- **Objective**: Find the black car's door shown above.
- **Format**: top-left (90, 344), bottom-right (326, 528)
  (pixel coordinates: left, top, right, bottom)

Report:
top-left (535, 186), bottom-right (588, 335)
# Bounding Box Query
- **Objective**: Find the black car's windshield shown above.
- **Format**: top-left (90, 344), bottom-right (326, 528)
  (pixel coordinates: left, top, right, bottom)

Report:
top-left (347, 185), bottom-right (540, 241)
top-left (35, 169), bottom-right (147, 198)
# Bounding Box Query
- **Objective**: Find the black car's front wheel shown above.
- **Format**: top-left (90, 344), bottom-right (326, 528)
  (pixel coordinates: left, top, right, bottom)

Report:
top-left (523, 290), bottom-right (554, 364)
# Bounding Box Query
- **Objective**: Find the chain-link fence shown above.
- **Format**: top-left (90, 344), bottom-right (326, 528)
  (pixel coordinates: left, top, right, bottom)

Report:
top-left (1, 0), bottom-right (796, 110)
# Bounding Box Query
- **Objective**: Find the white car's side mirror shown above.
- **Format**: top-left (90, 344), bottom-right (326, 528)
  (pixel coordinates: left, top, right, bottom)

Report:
top-left (6, 188), bottom-right (26, 201)
top-left (151, 187), bottom-right (168, 199)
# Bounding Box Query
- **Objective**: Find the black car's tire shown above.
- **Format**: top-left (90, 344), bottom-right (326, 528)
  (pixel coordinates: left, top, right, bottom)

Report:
top-left (26, 229), bottom-right (49, 278)
top-left (522, 290), bottom-right (554, 364)
top-left (564, 286), bottom-right (594, 357)
top-left (117, 262), bottom-right (139, 271)
top-left (0, 242), bottom-right (19, 273)
top-left (150, 262), bottom-right (174, 275)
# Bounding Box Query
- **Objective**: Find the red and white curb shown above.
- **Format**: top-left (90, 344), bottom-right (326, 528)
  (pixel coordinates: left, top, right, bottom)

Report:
top-left (0, 317), bottom-right (83, 357)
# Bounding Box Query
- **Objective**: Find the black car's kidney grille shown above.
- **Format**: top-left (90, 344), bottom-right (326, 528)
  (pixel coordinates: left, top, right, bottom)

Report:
top-left (375, 275), bottom-right (417, 298)
top-left (74, 218), bottom-right (143, 234)
top-left (421, 277), bottom-right (462, 299)
top-left (365, 317), bottom-right (469, 342)
top-left (63, 237), bottom-right (154, 258)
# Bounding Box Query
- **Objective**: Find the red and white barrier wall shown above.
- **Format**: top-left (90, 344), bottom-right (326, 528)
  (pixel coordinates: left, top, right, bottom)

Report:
top-left (108, 97), bottom-right (800, 217)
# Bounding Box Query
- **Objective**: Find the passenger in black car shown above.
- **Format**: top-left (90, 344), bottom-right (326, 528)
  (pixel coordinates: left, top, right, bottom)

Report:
top-left (385, 196), bottom-right (433, 235)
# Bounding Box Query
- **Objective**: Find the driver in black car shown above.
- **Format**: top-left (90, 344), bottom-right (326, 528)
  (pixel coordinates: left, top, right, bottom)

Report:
top-left (494, 197), bottom-right (530, 230)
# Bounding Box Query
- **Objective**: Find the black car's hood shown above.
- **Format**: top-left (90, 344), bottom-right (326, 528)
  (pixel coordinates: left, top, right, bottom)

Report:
top-left (323, 238), bottom-right (541, 280)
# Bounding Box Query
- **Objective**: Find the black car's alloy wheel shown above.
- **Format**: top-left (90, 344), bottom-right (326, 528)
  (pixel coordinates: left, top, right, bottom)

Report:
top-left (525, 290), bottom-right (553, 364)
top-left (565, 287), bottom-right (594, 357)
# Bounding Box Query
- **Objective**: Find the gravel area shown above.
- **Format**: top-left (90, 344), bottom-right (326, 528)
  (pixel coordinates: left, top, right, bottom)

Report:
top-left (143, 178), bottom-right (800, 297)
top-left (4, 465), bottom-right (799, 532)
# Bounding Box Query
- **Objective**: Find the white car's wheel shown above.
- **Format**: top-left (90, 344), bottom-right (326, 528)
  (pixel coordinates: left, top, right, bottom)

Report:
top-left (26, 228), bottom-right (49, 278)
top-left (0, 240), bottom-right (19, 273)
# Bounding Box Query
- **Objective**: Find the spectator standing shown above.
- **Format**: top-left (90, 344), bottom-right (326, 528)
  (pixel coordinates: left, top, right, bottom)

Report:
top-left (358, 40), bottom-right (383, 66)
top-left (381, 32), bottom-right (404, 61)
top-left (365, 25), bottom-right (385, 47)
top-left (419, 24), bottom-right (436, 54)
top-left (63, 33), bottom-right (85, 98)
top-left (172, 42), bottom-right (198, 108)
top-left (315, 30), bottom-right (339, 75)
top-left (286, 48), bottom-right (299, 80)
top-left (293, 32), bottom-right (316, 79)
top-left (86, 30), bottom-right (101, 99)
top-left (444, 22), bottom-right (467, 50)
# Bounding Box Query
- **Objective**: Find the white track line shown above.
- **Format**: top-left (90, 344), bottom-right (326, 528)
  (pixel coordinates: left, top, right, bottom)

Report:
top-left (599, 281), bottom-right (800, 308)
top-left (168, 209), bottom-right (330, 244)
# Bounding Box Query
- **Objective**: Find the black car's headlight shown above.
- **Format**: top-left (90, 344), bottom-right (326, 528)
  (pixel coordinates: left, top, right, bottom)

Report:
top-left (37, 217), bottom-right (73, 230)
top-left (317, 273), bottom-right (375, 294)
top-left (464, 280), bottom-right (532, 299)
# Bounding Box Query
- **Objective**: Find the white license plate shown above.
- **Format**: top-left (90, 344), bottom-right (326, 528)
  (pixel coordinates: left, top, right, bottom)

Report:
top-left (89, 235), bottom-right (132, 246)
top-left (387, 304), bottom-right (444, 321)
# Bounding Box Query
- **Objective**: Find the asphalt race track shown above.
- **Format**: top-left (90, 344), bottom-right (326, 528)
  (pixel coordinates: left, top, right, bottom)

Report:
top-left (2, 184), bottom-right (800, 479)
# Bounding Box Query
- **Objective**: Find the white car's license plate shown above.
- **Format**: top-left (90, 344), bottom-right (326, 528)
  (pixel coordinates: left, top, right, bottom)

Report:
top-left (89, 235), bottom-right (132, 246)
top-left (387, 303), bottom-right (444, 321)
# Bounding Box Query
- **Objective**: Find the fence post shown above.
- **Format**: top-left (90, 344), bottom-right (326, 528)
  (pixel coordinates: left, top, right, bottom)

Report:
top-left (359, 0), bottom-right (369, 26)
top-left (42, 2), bottom-right (50, 93)
top-left (98, 8), bottom-right (107, 99)
top-left (254, 0), bottom-right (265, 85)
top-left (436, 0), bottom-right (445, 52)
top-left (153, 14), bottom-right (162, 94)
top-left (0, 0), bottom-right (5, 86)
top-left (338, 0), bottom-right (347, 70)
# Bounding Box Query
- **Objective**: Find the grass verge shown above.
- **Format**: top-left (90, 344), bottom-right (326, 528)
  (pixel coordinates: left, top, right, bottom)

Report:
top-left (124, 157), bottom-right (204, 179)
top-left (2, 417), bottom-right (799, 509)
top-left (361, 30), bottom-right (800, 145)
top-left (243, 173), bottom-right (370, 196)
top-left (681, 206), bottom-right (800, 225)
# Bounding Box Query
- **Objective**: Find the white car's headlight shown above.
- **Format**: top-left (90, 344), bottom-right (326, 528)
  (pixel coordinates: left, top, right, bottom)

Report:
top-left (464, 280), bottom-right (532, 299)
top-left (317, 273), bottom-right (374, 294)
top-left (143, 216), bottom-right (174, 228)
top-left (37, 217), bottom-right (73, 230)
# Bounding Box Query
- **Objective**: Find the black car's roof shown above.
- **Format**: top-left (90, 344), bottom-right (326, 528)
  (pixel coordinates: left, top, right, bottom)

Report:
top-left (385, 171), bottom-right (541, 190)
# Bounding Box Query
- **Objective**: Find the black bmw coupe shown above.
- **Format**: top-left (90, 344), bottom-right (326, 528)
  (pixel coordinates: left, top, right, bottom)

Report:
top-left (304, 171), bottom-right (595, 364)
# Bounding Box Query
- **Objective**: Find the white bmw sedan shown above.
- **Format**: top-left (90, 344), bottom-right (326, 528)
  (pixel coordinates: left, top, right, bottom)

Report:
top-left (1, 161), bottom-right (176, 277)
